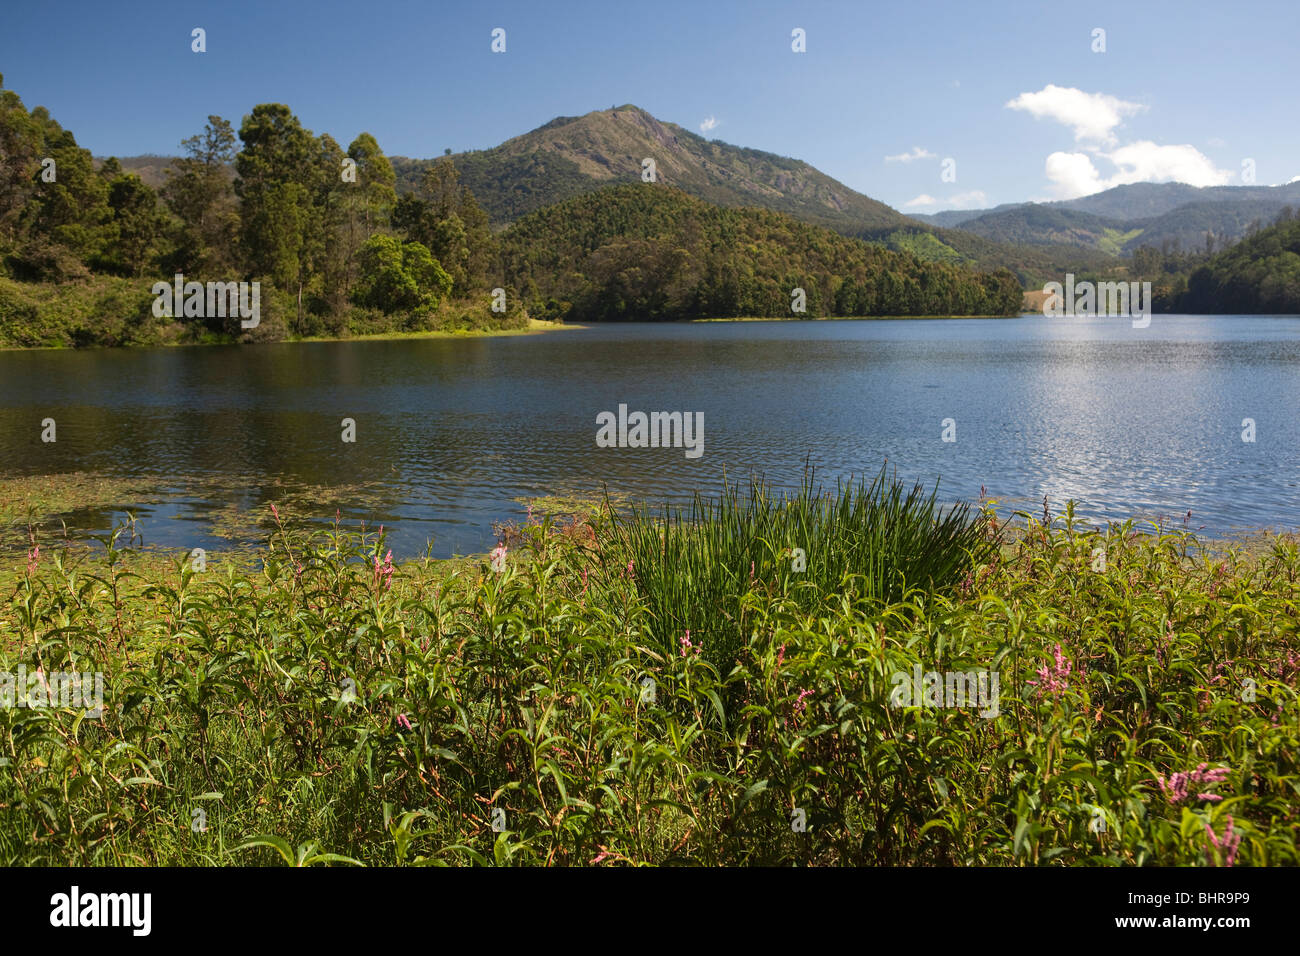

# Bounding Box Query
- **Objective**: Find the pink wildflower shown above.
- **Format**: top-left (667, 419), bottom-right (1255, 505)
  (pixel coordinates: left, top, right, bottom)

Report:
top-left (489, 542), bottom-right (508, 572)
top-left (373, 549), bottom-right (394, 589)
top-left (1029, 643), bottom-right (1072, 698)
top-left (680, 630), bottom-right (694, 657)
top-left (1205, 814), bottom-right (1241, 867)
top-left (396, 713), bottom-right (412, 731)
top-left (26, 543), bottom-right (40, 575)
top-left (1156, 763), bottom-right (1230, 805)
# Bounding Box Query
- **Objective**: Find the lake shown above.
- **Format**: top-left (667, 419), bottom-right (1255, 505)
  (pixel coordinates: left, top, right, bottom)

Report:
top-left (2, 315), bottom-right (1298, 558)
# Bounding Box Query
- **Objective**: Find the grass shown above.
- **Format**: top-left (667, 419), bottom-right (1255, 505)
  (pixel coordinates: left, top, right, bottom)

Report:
top-left (0, 275), bottom-right (554, 350)
top-left (612, 468), bottom-right (998, 676)
top-left (0, 481), bottom-right (1296, 866)
top-left (294, 317), bottom-right (580, 342)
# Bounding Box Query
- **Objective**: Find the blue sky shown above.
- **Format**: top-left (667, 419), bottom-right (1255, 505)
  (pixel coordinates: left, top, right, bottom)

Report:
top-left (2, 0), bottom-right (1295, 212)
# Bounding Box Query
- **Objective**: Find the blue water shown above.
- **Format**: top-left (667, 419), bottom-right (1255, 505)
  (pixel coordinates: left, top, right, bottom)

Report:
top-left (1, 315), bottom-right (1297, 557)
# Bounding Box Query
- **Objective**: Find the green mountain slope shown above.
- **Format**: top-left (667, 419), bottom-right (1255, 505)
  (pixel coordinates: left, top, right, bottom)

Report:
top-left (1121, 200), bottom-right (1293, 254)
top-left (937, 204), bottom-right (1126, 248)
top-left (500, 184), bottom-right (1023, 321)
top-left (1060, 181), bottom-right (1300, 220)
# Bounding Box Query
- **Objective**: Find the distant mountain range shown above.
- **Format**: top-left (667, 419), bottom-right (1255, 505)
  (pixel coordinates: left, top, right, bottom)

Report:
top-left (909, 182), bottom-right (1300, 254)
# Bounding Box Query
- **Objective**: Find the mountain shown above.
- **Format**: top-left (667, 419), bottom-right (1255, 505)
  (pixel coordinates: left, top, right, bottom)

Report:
top-left (500, 184), bottom-right (1023, 321)
top-left (908, 203), bottom-right (1024, 229)
top-left (915, 181), bottom-right (1300, 226)
top-left (94, 155), bottom-right (175, 190)
top-left (395, 106), bottom-right (1129, 284)
top-left (1058, 181), bottom-right (1300, 220)
top-left (927, 205), bottom-right (1132, 252)
top-left (1123, 199), bottom-right (1293, 253)
top-left (393, 105), bottom-right (913, 235)
top-left (909, 182), bottom-right (1300, 256)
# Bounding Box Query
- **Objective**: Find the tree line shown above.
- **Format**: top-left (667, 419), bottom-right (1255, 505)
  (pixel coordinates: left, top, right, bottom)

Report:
top-left (1, 75), bottom-right (501, 341)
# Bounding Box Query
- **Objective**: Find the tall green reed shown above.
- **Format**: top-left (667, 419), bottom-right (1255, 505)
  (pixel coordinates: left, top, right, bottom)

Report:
top-left (609, 466), bottom-right (998, 674)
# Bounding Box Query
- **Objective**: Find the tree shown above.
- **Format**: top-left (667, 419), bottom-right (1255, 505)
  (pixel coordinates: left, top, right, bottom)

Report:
top-left (104, 173), bottom-right (166, 276)
top-left (334, 133), bottom-right (396, 299)
top-left (353, 235), bottom-right (451, 313)
top-left (392, 157), bottom-right (495, 295)
top-left (14, 109), bottom-right (113, 279)
top-left (235, 104), bottom-right (318, 326)
top-left (0, 75), bottom-right (44, 244)
top-left (161, 115), bottom-right (238, 274)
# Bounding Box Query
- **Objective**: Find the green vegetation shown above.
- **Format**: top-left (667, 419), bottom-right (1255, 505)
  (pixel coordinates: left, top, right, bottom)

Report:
top-left (2, 485), bottom-right (1296, 865)
top-left (352, 234), bottom-right (452, 313)
top-left (1175, 211), bottom-right (1300, 313)
top-left (878, 229), bottom-right (966, 265)
top-left (1097, 227), bottom-right (1145, 257)
top-left (0, 76), bottom-right (522, 348)
top-left (613, 469), bottom-right (998, 678)
top-left (501, 185), bottom-right (1023, 321)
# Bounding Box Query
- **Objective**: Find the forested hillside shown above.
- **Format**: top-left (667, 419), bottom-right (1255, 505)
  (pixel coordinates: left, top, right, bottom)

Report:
top-left (1174, 212), bottom-right (1300, 313)
top-left (501, 185), bottom-right (1023, 321)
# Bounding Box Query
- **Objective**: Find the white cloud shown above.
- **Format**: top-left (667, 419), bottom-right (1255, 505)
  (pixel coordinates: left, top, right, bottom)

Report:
top-left (885, 146), bottom-right (935, 163)
top-left (1005, 86), bottom-right (1233, 199)
top-left (1290, 175), bottom-right (1300, 183)
top-left (1044, 152), bottom-right (1105, 198)
top-left (1042, 141), bottom-right (1232, 199)
top-left (1207, 137), bottom-right (1226, 147)
top-left (947, 190), bottom-right (988, 209)
top-left (699, 115), bottom-right (718, 133)
top-left (1005, 84), bottom-right (1145, 145)
top-left (904, 191), bottom-right (986, 210)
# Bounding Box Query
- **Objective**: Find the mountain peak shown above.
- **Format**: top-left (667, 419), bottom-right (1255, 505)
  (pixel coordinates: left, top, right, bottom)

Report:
top-left (432, 105), bottom-right (909, 233)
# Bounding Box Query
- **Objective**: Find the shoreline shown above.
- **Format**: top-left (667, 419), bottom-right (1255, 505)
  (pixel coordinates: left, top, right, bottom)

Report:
top-left (8, 312), bottom-right (1296, 352)
top-left (0, 317), bottom-right (584, 353)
